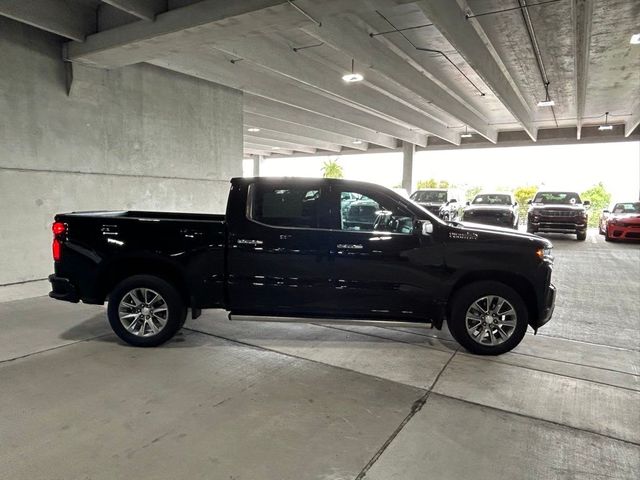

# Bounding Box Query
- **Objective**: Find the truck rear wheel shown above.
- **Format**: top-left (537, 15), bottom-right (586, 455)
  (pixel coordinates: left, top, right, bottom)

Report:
top-left (448, 281), bottom-right (528, 355)
top-left (107, 275), bottom-right (186, 347)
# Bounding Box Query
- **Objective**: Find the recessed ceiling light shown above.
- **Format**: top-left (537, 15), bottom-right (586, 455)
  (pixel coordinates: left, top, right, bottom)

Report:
top-left (247, 127), bottom-right (260, 132)
top-left (630, 33), bottom-right (640, 44)
top-left (352, 139), bottom-right (363, 145)
top-left (598, 125), bottom-right (613, 131)
top-left (272, 146), bottom-right (280, 150)
top-left (460, 133), bottom-right (473, 138)
top-left (342, 73), bottom-right (363, 83)
top-left (537, 99), bottom-right (555, 107)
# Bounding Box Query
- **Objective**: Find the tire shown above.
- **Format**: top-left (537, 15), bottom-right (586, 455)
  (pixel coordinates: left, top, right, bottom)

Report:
top-left (107, 275), bottom-right (186, 347)
top-left (448, 281), bottom-right (528, 355)
top-left (605, 229), bottom-right (613, 242)
top-left (598, 223), bottom-right (605, 235)
top-left (576, 231), bottom-right (587, 241)
top-left (526, 224), bottom-right (536, 234)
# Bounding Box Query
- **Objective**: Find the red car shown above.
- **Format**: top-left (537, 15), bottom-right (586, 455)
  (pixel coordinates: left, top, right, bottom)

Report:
top-left (599, 202), bottom-right (640, 241)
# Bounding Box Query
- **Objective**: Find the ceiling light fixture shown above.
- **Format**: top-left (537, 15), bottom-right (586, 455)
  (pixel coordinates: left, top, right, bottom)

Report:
top-left (630, 33), bottom-right (640, 45)
top-left (460, 126), bottom-right (473, 138)
top-left (342, 59), bottom-right (363, 82)
top-left (537, 82), bottom-right (555, 107)
top-left (598, 112), bottom-right (613, 131)
top-left (247, 127), bottom-right (260, 132)
top-left (272, 146), bottom-right (280, 150)
top-left (352, 139), bottom-right (363, 145)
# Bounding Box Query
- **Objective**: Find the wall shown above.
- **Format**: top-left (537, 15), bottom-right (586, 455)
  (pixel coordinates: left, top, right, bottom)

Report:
top-left (0, 18), bottom-right (243, 295)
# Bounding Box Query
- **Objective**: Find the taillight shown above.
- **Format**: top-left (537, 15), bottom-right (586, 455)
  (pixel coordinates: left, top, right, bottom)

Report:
top-left (52, 222), bottom-right (66, 235)
top-left (52, 222), bottom-right (66, 261)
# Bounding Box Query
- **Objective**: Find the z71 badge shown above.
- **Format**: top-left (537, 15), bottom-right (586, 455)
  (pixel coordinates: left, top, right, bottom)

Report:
top-left (449, 231), bottom-right (479, 240)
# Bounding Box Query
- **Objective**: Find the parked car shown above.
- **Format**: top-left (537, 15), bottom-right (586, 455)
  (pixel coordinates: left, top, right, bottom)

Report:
top-left (527, 191), bottom-right (590, 241)
top-left (599, 202), bottom-right (640, 241)
top-left (49, 177), bottom-right (556, 356)
top-left (462, 193), bottom-right (519, 229)
top-left (410, 188), bottom-right (463, 221)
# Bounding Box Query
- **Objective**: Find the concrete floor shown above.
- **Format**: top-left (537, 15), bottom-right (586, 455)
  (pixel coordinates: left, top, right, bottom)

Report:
top-left (1, 230), bottom-right (638, 479)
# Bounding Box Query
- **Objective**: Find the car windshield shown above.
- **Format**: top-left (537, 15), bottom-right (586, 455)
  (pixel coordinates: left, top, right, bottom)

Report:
top-left (472, 194), bottom-right (512, 205)
top-left (533, 192), bottom-right (582, 205)
top-left (411, 190), bottom-right (447, 203)
top-left (612, 202), bottom-right (640, 214)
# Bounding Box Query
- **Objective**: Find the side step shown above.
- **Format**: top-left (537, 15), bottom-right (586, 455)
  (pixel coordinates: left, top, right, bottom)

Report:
top-left (228, 314), bottom-right (433, 329)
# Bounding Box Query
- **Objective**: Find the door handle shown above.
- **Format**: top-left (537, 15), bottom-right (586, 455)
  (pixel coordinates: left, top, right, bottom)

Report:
top-left (180, 228), bottom-right (204, 239)
top-left (336, 243), bottom-right (364, 250)
top-left (237, 239), bottom-right (264, 246)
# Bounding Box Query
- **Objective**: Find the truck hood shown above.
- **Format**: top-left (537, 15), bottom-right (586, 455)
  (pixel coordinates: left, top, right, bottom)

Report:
top-left (452, 221), bottom-right (552, 247)
top-left (464, 205), bottom-right (513, 213)
top-left (529, 204), bottom-right (586, 212)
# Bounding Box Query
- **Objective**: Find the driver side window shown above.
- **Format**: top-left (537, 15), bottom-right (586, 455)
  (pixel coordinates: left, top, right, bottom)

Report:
top-left (339, 190), bottom-right (414, 234)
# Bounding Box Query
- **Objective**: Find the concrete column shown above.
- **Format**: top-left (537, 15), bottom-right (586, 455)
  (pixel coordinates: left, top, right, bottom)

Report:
top-left (402, 141), bottom-right (414, 193)
top-left (253, 155), bottom-right (262, 177)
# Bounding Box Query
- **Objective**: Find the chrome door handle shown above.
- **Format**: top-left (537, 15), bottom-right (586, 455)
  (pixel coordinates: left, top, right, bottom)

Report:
top-left (336, 243), bottom-right (364, 250)
top-left (237, 239), bottom-right (264, 246)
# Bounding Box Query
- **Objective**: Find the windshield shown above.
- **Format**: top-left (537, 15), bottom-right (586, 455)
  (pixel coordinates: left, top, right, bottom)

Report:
top-left (612, 202), bottom-right (640, 214)
top-left (472, 194), bottom-right (512, 205)
top-left (411, 190), bottom-right (447, 203)
top-left (533, 191), bottom-right (582, 205)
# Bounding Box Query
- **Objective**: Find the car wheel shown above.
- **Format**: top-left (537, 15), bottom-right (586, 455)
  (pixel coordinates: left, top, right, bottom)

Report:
top-left (107, 274), bottom-right (186, 347)
top-left (526, 224), bottom-right (536, 234)
top-left (576, 231), bottom-right (587, 241)
top-left (598, 223), bottom-right (605, 235)
top-left (448, 281), bottom-right (528, 355)
top-left (605, 228), bottom-right (613, 242)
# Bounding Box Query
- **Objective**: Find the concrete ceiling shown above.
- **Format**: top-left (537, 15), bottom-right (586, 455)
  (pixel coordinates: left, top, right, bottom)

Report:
top-left (2, 0), bottom-right (639, 158)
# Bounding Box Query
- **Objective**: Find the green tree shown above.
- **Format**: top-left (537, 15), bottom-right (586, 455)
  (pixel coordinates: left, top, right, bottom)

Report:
top-left (438, 180), bottom-right (450, 188)
top-left (416, 178), bottom-right (437, 189)
top-left (514, 185), bottom-right (538, 225)
top-left (321, 158), bottom-right (344, 179)
top-left (465, 186), bottom-right (482, 202)
top-left (581, 182), bottom-right (611, 227)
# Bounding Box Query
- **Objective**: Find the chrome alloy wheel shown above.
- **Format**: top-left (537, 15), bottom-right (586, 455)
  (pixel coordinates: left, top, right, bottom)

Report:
top-left (118, 288), bottom-right (168, 337)
top-left (465, 295), bottom-right (517, 346)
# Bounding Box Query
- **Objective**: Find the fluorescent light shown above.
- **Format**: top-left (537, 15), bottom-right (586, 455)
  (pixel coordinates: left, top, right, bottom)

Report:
top-left (247, 127), bottom-right (260, 132)
top-left (352, 139), bottom-right (363, 145)
top-left (598, 125), bottom-right (613, 131)
top-left (537, 99), bottom-right (555, 107)
top-left (342, 73), bottom-right (363, 82)
top-left (460, 133), bottom-right (473, 138)
top-left (630, 33), bottom-right (640, 44)
top-left (272, 146), bottom-right (280, 150)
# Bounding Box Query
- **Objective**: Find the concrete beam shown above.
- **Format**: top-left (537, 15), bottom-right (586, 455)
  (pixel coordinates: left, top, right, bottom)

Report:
top-left (0, 0), bottom-right (94, 41)
top-left (245, 145), bottom-right (293, 156)
top-left (149, 53), bottom-right (425, 146)
top-left (245, 135), bottom-right (317, 154)
top-left (101, 1), bottom-right (166, 21)
top-left (572, 0), bottom-right (593, 140)
top-left (244, 112), bottom-right (368, 151)
top-left (418, 0), bottom-right (537, 141)
top-left (244, 128), bottom-right (342, 153)
top-left (299, 14), bottom-right (498, 143)
top-left (215, 37), bottom-right (459, 145)
top-left (625, 104), bottom-right (640, 137)
top-left (66, 0), bottom-right (299, 67)
top-left (245, 97), bottom-right (390, 148)
top-left (244, 148), bottom-right (272, 157)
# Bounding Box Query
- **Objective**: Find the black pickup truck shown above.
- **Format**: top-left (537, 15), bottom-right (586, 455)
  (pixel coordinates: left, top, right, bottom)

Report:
top-left (49, 177), bottom-right (556, 355)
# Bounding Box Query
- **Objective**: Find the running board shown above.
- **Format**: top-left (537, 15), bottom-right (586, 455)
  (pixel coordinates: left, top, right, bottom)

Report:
top-left (228, 314), bottom-right (433, 329)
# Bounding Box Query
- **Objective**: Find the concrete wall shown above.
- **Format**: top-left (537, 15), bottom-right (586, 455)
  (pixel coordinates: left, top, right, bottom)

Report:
top-left (0, 18), bottom-right (243, 294)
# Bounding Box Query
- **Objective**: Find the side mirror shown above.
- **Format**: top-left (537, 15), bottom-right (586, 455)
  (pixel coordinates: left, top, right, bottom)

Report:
top-left (583, 201), bottom-right (591, 207)
top-left (419, 220), bottom-right (434, 235)
top-left (465, 201), bottom-right (470, 206)
top-left (449, 199), bottom-right (457, 204)
top-left (527, 199), bottom-right (533, 205)
top-left (514, 202), bottom-right (518, 207)
top-left (603, 209), bottom-right (610, 214)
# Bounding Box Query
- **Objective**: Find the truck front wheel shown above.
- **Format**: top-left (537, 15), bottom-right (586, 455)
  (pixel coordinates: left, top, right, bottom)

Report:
top-left (448, 281), bottom-right (528, 355)
top-left (107, 275), bottom-right (186, 347)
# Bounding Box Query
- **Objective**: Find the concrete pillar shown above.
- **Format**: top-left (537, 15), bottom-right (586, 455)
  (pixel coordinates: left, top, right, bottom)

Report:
top-left (253, 155), bottom-right (262, 177)
top-left (402, 141), bottom-right (414, 193)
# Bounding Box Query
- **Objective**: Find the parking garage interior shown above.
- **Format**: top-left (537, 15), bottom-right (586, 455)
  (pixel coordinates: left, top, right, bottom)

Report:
top-left (1, 1), bottom-right (639, 479)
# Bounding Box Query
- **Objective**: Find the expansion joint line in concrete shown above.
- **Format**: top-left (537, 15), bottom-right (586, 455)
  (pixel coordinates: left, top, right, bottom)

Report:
top-left (0, 334), bottom-right (112, 365)
top-left (353, 349), bottom-right (460, 480)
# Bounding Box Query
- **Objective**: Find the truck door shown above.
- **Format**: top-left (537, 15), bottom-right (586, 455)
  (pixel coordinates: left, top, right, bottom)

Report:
top-left (226, 179), bottom-right (333, 316)
top-left (326, 185), bottom-right (444, 320)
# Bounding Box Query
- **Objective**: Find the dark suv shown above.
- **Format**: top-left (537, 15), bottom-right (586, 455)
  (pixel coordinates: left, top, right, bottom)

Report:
top-left (527, 191), bottom-right (590, 241)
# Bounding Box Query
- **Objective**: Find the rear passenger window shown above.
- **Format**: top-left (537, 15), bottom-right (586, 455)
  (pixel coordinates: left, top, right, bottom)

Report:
top-left (251, 186), bottom-right (320, 228)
